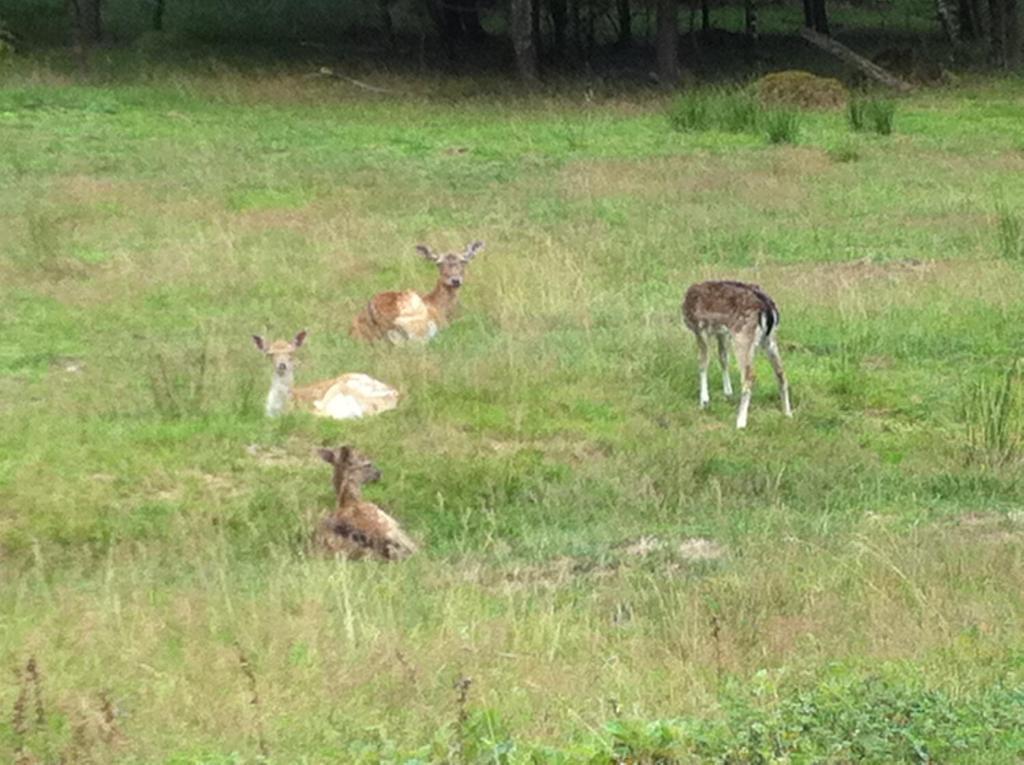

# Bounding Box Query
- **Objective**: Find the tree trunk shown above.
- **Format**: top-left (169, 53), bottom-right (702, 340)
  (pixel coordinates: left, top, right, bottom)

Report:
top-left (461, 0), bottom-right (486, 40)
top-left (656, 0), bottom-right (679, 85)
top-left (379, 0), bottom-right (395, 48)
top-left (531, 0), bottom-right (542, 58)
top-left (744, 0), bottom-right (758, 41)
top-left (550, 0), bottom-right (568, 57)
top-left (152, 0), bottom-right (165, 31)
top-left (701, 0), bottom-right (710, 30)
top-left (958, 0), bottom-right (981, 38)
top-left (70, 0), bottom-right (102, 43)
top-left (799, 27), bottom-right (914, 90)
top-left (935, 0), bottom-right (961, 42)
top-left (810, 0), bottom-right (829, 34)
top-left (1007, 0), bottom-right (1020, 66)
top-left (990, 0), bottom-right (1005, 64)
top-left (617, 0), bottom-right (632, 46)
top-left (585, 0), bottom-right (595, 60)
top-left (511, 0), bottom-right (540, 81)
top-left (570, 0), bottom-right (582, 59)
top-left (425, 0), bottom-right (457, 61)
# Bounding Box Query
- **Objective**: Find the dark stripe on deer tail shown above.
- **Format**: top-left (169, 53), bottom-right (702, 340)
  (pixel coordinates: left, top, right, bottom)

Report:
top-left (750, 286), bottom-right (779, 336)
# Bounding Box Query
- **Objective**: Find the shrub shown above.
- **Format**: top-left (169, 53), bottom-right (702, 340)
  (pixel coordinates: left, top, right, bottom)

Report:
top-left (867, 99), bottom-right (896, 135)
top-left (763, 108), bottom-right (800, 144)
top-left (668, 88), bottom-right (759, 134)
top-left (964, 359), bottom-right (1024, 467)
top-left (755, 70), bottom-right (849, 110)
top-left (996, 206), bottom-right (1024, 261)
top-left (849, 97), bottom-right (897, 135)
top-left (827, 139), bottom-right (861, 163)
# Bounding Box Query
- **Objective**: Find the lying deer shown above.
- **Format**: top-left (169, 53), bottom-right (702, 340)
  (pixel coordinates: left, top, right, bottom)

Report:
top-left (350, 240), bottom-right (485, 343)
top-left (253, 331), bottom-right (399, 419)
top-left (682, 280), bottom-right (792, 429)
top-left (314, 446), bottom-right (418, 560)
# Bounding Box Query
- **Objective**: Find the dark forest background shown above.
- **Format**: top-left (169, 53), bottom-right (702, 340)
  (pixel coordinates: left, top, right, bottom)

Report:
top-left (1, 0), bottom-right (1020, 86)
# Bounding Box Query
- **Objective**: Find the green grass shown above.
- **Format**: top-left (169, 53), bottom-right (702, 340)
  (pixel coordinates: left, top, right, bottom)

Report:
top-left (2, 54), bottom-right (1024, 762)
top-left (996, 205), bottom-right (1024, 261)
top-left (849, 96), bottom-right (898, 135)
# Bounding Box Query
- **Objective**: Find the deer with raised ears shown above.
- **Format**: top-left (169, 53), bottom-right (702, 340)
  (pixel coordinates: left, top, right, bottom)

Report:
top-left (314, 446), bottom-right (418, 560)
top-left (349, 240), bottom-right (485, 343)
top-left (682, 280), bottom-right (792, 429)
top-left (252, 330), bottom-right (400, 420)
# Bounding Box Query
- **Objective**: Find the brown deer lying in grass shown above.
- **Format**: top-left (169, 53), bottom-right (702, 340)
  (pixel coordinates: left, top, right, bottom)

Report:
top-left (253, 331), bottom-right (399, 419)
top-left (314, 446), bottom-right (418, 560)
top-left (350, 240), bottom-right (485, 343)
top-left (682, 280), bottom-right (792, 429)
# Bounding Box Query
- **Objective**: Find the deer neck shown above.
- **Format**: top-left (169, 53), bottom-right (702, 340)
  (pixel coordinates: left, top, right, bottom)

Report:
top-left (423, 280), bottom-right (460, 323)
top-left (336, 479), bottom-right (363, 508)
top-left (265, 371), bottom-right (294, 417)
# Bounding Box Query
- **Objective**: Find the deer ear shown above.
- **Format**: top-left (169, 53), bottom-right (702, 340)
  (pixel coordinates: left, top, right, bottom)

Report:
top-left (415, 244), bottom-right (438, 262)
top-left (252, 335), bottom-right (267, 352)
top-left (317, 448), bottom-right (336, 464)
top-left (463, 240), bottom-right (484, 261)
top-left (293, 330), bottom-right (307, 348)
top-left (337, 445), bottom-right (353, 464)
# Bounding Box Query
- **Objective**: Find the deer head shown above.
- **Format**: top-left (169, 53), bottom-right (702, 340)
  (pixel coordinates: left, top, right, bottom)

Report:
top-left (253, 330), bottom-right (307, 382)
top-left (318, 446), bottom-right (382, 501)
top-left (415, 240), bottom-right (485, 288)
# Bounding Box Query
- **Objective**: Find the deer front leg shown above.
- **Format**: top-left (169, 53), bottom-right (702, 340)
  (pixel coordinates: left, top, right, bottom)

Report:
top-left (763, 335), bottom-right (792, 417)
top-left (695, 332), bottom-right (710, 408)
top-left (716, 333), bottom-right (733, 397)
top-left (735, 334), bottom-right (757, 429)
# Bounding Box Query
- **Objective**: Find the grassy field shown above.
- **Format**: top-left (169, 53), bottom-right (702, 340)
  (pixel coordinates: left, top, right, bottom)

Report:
top-left (2, 51), bottom-right (1024, 763)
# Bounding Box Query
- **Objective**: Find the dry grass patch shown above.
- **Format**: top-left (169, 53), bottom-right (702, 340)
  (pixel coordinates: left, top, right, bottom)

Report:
top-left (755, 70), bottom-right (850, 110)
top-left (734, 257), bottom-right (1017, 314)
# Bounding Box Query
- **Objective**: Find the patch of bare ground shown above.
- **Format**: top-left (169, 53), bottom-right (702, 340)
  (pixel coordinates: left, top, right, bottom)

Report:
top-left (621, 535), bottom-right (727, 561)
top-left (57, 175), bottom-right (143, 204)
top-left (482, 537), bottom-right (727, 592)
top-left (231, 207), bottom-right (319, 232)
top-left (720, 257), bottom-right (1017, 312)
top-left (953, 512), bottom-right (1024, 543)
top-left (557, 148), bottom-right (828, 213)
top-left (245, 442), bottom-right (313, 468)
top-left (483, 436), bottom-right (611, 465)
top-left (900, 149), bottom-right (1024, 175)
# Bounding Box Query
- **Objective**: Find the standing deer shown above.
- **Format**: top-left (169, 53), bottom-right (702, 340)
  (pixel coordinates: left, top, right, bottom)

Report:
top-left (681, 280), bottom-right (792, 429)
top-left (350, 240), bottom-right (485, 343)
top-left (253, 330), bottom-right (399, 419)
top-left (314, 446), bottom-right (418, 560)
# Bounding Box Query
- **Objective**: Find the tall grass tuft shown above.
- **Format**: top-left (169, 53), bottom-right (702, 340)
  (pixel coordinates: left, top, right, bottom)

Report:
top-left (849, 97), bottom-right (896, 135)
top-left (148, 342), bottom-right (211, 419)
top-left (237, 645), bottom-right (270, 761)
top-left (827, 139), bottom-right (861, 163)
top-left (763, 109), bottom-right (800, 144)
top-left (668, 88), bottom-right (760, 133)
top-left (996, 206), bottom-right (1024, 261)
top-left (964, 359), bottom-right (1024, 467)
top-left (848, 98), bottom-right (867, 131)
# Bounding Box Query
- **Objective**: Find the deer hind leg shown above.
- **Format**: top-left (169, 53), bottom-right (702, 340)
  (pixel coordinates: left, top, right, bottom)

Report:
top-left (695, 330), bottom-right (711, 408)
top-left (735, 329), bottom-right (759, 429)
top-left (716, 332), bottom-right (733, 397)
top-left (762, 333), bottom-right (792, 417)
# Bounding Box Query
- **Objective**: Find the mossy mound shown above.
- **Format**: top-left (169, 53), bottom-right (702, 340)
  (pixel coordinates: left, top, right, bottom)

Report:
top-left (755, 70), bottom-right (849, 110)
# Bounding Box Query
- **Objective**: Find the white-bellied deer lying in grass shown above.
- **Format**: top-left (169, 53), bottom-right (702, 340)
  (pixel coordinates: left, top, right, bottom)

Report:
top-left (314, 446), bottom-right (418, 560)
top-left (252, 331), bottom-right (399, 419)
top-left (682, 280), bottom-right (792, 429)
top-left (350, 240), bottom-right (485, 343)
